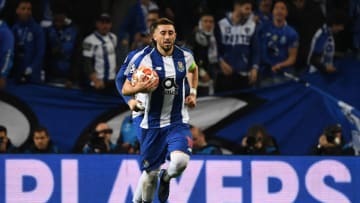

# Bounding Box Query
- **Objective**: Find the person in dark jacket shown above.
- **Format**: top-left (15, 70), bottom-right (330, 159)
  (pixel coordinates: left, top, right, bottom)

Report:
top-left (11, 0), bottom-right (45, 84)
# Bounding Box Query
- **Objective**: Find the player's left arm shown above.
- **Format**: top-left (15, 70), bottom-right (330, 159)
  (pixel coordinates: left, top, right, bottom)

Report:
top-left (185, 61), bottom-right (198, 108)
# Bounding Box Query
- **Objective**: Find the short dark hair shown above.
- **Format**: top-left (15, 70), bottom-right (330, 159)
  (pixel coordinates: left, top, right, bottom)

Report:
top-left (150, 17), bottom-right (175, 35)
top-left (0, 125), bottom-right (7, 135)
top-left (326, 10), bottom-right (347, 26)
top-left (33, 126), bottom-right (49, 137)
top-left (234, 0), bottom-right (254, 6)
top-left (17, 0), bottom-right (32, 8)
top-left (272, 0), bottom-right (289, 11)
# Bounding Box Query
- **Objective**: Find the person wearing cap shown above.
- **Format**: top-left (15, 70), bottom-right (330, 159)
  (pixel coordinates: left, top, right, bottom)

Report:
top-left (44, 11), bottom-right (80, 88)
top-left (82, 13), bottom-right (118, 93)
top-left (0, 0), bottom-right (14, 89)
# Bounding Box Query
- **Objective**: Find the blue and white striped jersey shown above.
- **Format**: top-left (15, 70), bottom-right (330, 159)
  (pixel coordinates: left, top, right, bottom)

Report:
top-left (82, 31), bottom-right (117, 81)
top-left (116, 45), bottom-right (153, 118)
top-left (126, 45), bottom-right (195, 129)
top-left (217, 13), bottom-right (260, 73)
top-left (307, 24), bottom-right (335, 73)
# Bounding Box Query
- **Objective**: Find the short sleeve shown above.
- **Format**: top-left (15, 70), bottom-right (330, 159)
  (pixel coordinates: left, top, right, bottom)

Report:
top-left (82, 37), bottom-right (95, 58)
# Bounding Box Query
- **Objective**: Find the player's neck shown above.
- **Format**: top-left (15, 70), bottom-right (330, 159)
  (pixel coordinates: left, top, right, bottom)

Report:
top-left (156, 45), bottom-right (174, 56)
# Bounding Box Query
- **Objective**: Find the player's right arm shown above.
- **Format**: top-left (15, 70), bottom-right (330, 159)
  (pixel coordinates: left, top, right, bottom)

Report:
top-left (122, 78), bottom-right (157, 96)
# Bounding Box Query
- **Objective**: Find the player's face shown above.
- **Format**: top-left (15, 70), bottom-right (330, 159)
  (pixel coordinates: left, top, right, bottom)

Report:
top-left (273, 2), bottom-right (288, 21)
top-left (96, 20), bottom-right (112, 35)
top-left (153, 24), bottom-right (176, 53)
top-left (33, 131), bottom-right (50, 150)
top-left (16, 2), bottom-right (32, 21)
top-left (200, 15), bottom-right (215, 32)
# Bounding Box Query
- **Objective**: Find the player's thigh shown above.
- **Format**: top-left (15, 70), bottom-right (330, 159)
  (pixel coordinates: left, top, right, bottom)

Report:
top-left (140, 128), bottom-right (167, 171)
top-left (166, 124), bottom-right (192, 155)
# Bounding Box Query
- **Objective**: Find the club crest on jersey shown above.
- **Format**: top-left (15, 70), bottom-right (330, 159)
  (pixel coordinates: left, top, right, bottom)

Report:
top-left (177, 61), bottom-right (185, 72)
top-left (280, 36), bottom-right (287, 44)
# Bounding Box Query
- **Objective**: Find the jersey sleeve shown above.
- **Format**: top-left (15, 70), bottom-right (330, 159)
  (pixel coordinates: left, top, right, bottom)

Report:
top-left (82, 37), bottom-right (95, 58)
top-left (185, 52), bottom-right (196, 72)
top-left (288, 29), bottom-right (299, 48)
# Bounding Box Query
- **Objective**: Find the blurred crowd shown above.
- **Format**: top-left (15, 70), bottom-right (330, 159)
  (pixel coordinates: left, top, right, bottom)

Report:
top-left (0, 0), bottom-right (359, 155)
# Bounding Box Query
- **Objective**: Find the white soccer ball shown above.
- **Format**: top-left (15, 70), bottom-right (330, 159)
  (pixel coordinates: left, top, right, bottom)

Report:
top-left (131, 66), bottom-right (159, 92)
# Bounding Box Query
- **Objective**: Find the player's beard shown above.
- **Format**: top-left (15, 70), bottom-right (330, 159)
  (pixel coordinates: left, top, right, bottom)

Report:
top-left (160, 42), bottom-right (173, 53)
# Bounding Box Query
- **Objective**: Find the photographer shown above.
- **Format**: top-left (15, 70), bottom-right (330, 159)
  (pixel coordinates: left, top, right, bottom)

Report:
top-left (0, 125), bottom-right (18, 153)
top-left (83, 122), bottom-right (117, 154)
top-left (313, 124), bottom-right (354, 155)
top-left (237, 125), bottom-right (279, 155)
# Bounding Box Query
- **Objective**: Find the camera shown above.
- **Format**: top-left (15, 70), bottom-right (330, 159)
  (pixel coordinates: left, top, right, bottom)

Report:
top-left (246, 135), bottom-right (257, 148)
top-left (324, 124), bottom-right (342, 144)
top-left (89, 131), bottom-right (107, 153)
top-left (0, 137), bottom-right (3, 144)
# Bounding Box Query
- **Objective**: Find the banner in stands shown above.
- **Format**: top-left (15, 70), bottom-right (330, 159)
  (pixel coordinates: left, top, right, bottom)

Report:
top-left (0, 155), bottom-right (359, 203)
top-left (1, 58), bottom-right (360, 154)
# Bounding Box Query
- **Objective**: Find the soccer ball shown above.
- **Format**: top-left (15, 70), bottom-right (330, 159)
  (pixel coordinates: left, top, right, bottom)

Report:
top-left (131, 66), bottom-right (159, 92)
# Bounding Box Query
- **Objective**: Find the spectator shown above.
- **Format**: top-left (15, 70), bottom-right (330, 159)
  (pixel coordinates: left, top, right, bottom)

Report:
top-left (287, 0), bottom-right (325, 72)
top-left (82, 13), bottom-right (118, 93)
top-left (259, 0), bottom-right (299, 86)
top-left (187, 12), bottom-right (218, 96)
top-left (190, 125), bottom-right (223, 155)
top-left (349, 0), bottom-right (360, 60)
top-left (44, 11), bottom-right (80, 88)
top-left (253, 0), bottom-right (273, 25)
top-left (130, 9), bottom-right (160, 50)
top-left (0, 0), bottom-right (14, 89)
top-left (82, 122), bottom-right (117, 153)
top-left (117, 1), bottom-right (148, 51)
top-left (216, 0), bottom-right (261, 92)
top-left (0, 125), bottom-right (18, 153)
top-left (116, 115), bottom-right (140, 154)
top-left (24, 126), bottom-right (60, 153)
top-left (313, 124), bottom-right (354, 155)
top-left (307, 12), bottom-right (346, 74)
top-left (11, 0), bottom-right (45, 84)
top-left (237, 124), bottom-right (279, 155)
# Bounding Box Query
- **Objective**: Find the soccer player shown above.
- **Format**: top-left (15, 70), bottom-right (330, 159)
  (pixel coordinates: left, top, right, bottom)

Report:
top-left (122, 18), bottom-right (198, 203)
top-left (0, 0), bottom-right (14, 89)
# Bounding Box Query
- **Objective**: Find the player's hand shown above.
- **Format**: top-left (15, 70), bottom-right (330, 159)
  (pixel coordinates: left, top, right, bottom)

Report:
top-left (185, 94), bottom-right (197, 108)
top-left (136, 78), bottom-right (158, 93)
top-left (128, 99), bottom-right (145, 111)
top-left (248, 68), bottom-right (258, 84)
